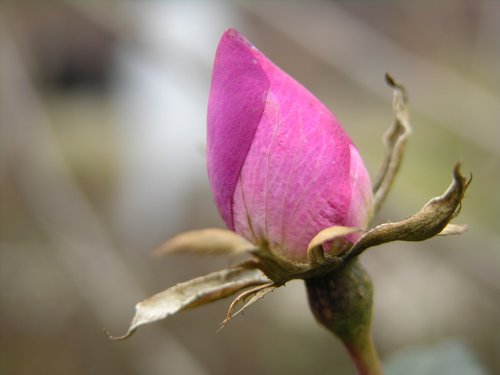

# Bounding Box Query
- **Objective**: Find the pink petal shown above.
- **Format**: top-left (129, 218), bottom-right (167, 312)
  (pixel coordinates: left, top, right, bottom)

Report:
top-left (208, 29), bottom-right (373, 260)
top-left (207, 29), bottom-right (270, 229)
top-left (232, 42), bottom-right (357, 260)
top-left (344, 145), bottom-right (373, 243)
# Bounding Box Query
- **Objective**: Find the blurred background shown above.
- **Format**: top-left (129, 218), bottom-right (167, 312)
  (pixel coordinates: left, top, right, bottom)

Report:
top-left (1, 1), bottom-right (499, 374)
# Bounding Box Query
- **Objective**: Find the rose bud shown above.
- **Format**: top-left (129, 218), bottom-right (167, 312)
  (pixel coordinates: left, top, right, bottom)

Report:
top-left (207, 29), bottom-right (373, 261)
top-left (109, 29), bottom-right (468, 358)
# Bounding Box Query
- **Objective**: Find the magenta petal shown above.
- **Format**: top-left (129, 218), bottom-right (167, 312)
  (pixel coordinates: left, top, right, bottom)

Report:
top-left (232, 48), bottom-right (355, 259)
top-left (207, 29), bottom-right (270, 229)
top-left (344, 145), bottom-right (373, 243)
top-left (209, 29), bottom-right (373, 261)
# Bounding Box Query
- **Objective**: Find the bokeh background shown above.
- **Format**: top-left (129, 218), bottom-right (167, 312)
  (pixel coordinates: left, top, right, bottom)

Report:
top-left (1, 1), bottom-right (499, 374)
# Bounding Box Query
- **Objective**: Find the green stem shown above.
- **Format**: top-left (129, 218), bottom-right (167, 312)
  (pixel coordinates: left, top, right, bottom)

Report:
top-left (343, 329), bottom-right (382, 375)
top-left (305, 259), bottom-right (383, 375)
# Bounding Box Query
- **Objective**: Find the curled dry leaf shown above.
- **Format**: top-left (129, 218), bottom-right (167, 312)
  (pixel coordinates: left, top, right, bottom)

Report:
top-left (218, 283), bottom-right (277, 331)
top-left (306, 226), bottom-right (361, 263)
top-left (106, 267), bottom-right (270, 340)
top-left (372, 74), bottom-right (412, 214)
top-left (346, 163), bottom-right (469, 258)
top-left (154, 228), bottom-right (257, 257)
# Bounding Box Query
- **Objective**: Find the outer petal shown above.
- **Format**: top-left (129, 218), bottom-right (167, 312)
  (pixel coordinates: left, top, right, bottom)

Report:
top-left (344, 145), bottom-right (373, 243)
top-left (207, 29), bottom-right (270, 229)
top-left (231, 37), bottom-right (365, 260)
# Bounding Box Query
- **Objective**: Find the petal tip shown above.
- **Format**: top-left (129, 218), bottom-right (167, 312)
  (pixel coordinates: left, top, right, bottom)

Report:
top-left (207, 28), bottom-right (270, 230)
top-left (223, 28), bottom-right (254, 49)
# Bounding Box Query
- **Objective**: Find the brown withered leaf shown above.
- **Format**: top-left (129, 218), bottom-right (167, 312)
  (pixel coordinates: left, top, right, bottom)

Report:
top-left (346, 163), bottom-right (469, 258)
top-left (372, 74), bottom-right (412, 214)
top-left (106, 267), bottom-right (270, 340)
top-left (306, 226), bottom-right (361, 264)
top-left (218, 283), bottom-right (277, 331)
top-left (154, 228), bottom-right (257, 257)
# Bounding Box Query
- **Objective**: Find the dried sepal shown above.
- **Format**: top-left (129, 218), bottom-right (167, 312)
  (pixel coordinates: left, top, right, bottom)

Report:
top-left (154, 228), bottom-right (257, 257)
top-left (307, 226), bottom-right (361, 264)
top-left (372, 74), bottom-right (412, 214)
top-left (346, 163), bottom-right (469, 258)
top-left (106, 267), bottom-right (270, 340)
top-left (218, 282), bottom-right (277, 331)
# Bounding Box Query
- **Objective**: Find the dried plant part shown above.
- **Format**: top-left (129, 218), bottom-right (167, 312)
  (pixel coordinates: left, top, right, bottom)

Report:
top-left (306, 226), bottom-right (361, 264)
top-left (372, 74), bottom-right (412, 214)
top-left (346, 163), bottom-right (469, 258)
top-left (105, 267), bottom-right (270, 340)
top-left (154, 228), bottom-right (257, 257)
top-left (218, 283), bottom-right (277, 331)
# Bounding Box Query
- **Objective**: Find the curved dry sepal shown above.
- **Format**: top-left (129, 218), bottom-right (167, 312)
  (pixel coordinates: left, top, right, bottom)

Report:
top-left (346, 163), bottom-right (469, 259)
top-left (218, 282), bottom-right (277, 331)
top-left (372, 74), bottom-right (412, 214)
top-left (306, 226), bottom-right (362, 264)
top-left (105, 267), bottom-right (270, 340)
top-left (154, 228), bottom-right (257, 257)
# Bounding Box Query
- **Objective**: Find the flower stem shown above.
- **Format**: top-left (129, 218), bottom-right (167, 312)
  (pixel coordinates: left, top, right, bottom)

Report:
top-left (343, 328), bottom-right (382, 375)
top-left (306, 259), bottom-right (383, 375)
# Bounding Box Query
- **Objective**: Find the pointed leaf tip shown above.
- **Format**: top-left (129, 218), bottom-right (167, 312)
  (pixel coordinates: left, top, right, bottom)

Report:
top-left (103, 327), bottom-right (135, 341)
top-left (385, 73), bottom-right (396, 87)
top-left (385, 73), bottom-right (407, 100)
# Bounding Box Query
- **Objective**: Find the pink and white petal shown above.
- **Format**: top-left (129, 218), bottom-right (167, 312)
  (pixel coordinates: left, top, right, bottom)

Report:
top-left (207, 29), bottom-right (270, 229)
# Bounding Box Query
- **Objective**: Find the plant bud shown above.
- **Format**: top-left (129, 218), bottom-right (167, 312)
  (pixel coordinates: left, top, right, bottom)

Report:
top-left (207, 29), bottom-right (373, 260)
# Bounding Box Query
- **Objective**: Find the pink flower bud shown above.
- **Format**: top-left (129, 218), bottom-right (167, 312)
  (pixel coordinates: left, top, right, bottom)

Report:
top-left (207, 29), bottom-right (373, 260)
